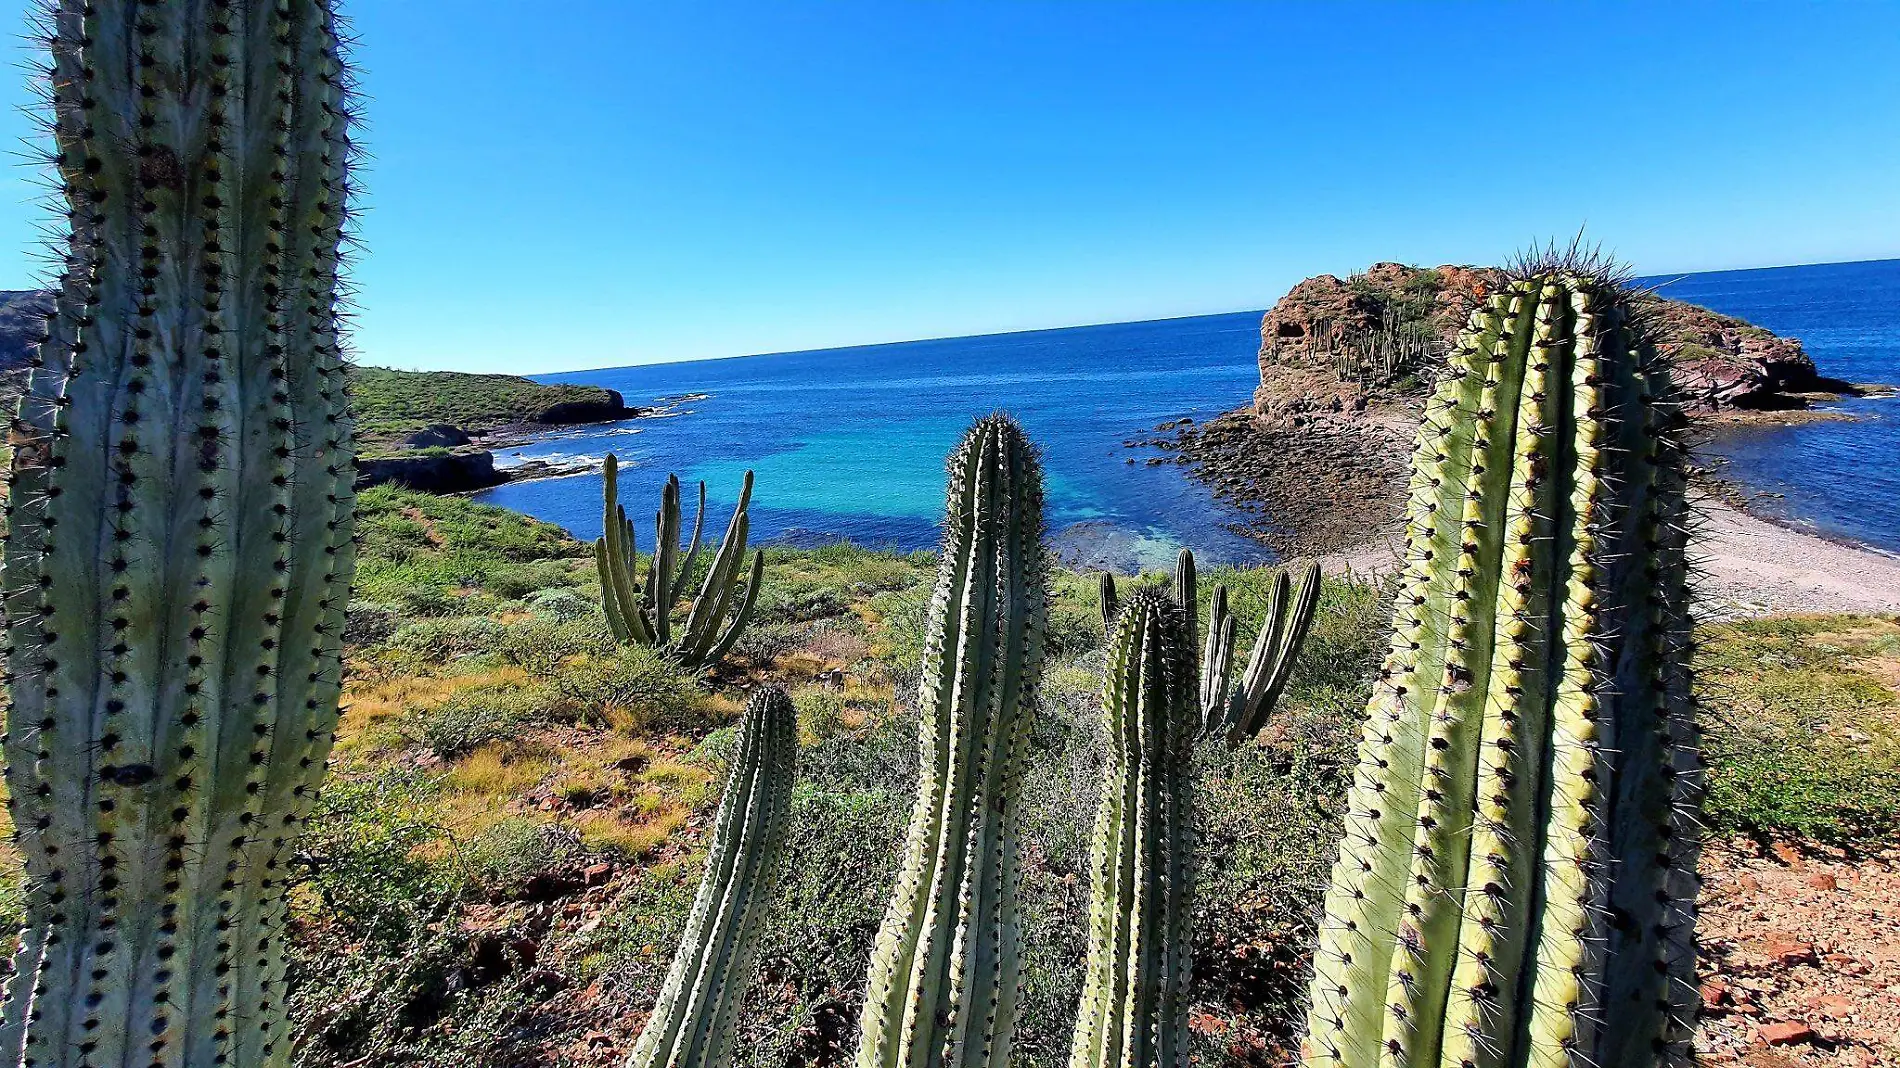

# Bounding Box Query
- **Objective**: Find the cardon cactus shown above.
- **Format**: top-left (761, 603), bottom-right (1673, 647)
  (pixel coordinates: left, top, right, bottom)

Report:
top-left (1068, 588), bottom-right (1197, 1068)
top-left (0, 2), bottom-right (357, 1066)
top-left (628, 687), bottom-right (797, 1068)
top-left (1300, 266), bottom-right (1700, 1068)
top-left (1099, 549), bottom-right (1320, 744)
top-left (596, 454), bottom-right (763, 668)
top-left (856, 415), bottom-right (1048, 1068)
top-left (1073, 556), bottom-right (1319, 1068)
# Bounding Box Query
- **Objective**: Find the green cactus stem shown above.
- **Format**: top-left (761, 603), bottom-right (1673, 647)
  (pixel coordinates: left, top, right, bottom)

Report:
top-left (595, 454), bottom-right (763, 668)
top-left (1098, 550), bottom-right (1320, 744)
top-left (1067, 588), bottom-right (1197, 1068)
top-left (627, 687), bottom-right (797, 1068)
top-left (855, 415), bottom-right (1048, 1068)
top-left (0, 2), bottom-right (358, 1066)
top-left (1299, 267), bottom-right (1700, 1068)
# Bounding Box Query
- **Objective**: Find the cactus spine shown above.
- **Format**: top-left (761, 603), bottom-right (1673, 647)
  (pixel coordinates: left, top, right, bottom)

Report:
top-left (595, 454), bottom-right (763, 668)
top-left (0, 2), bottom-right (357, 1066)
top-left (1068, 589), bottom-right (1197, 1068)
top-left (1072, 556), bottom-right (1319, 1068)
top-left (1299, 269), bottom-right (1700, 1068)
top-left (856, 415), bottom-right (1048, 1068)
top-left (628, 687), bottom-right (798, 1068)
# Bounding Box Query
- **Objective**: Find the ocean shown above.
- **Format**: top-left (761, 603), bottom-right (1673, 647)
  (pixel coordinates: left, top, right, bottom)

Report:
top-left (474, 259), bottom-right (1900, 567)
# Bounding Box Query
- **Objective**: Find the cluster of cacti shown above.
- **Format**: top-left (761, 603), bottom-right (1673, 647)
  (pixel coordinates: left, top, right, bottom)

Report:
top-left (1300, 269), bottom-right (1700, 1068)
top-left (1073, 553), bottom-right (1319, 1068)
top-left (856, 415), bottom-right (1048, 1068)
top-left (0, 2), bottom-right (358, 1066)
top-left (1098, 549), bottom-right (1321, 745)
top-left (596, 453), bottom-right (764, 668)
top-left (628, 687), bottom-right (798, 1068)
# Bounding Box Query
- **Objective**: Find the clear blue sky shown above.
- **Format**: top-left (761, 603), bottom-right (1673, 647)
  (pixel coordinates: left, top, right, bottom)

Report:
top-left (0, 2), bottom-right (1896, 372)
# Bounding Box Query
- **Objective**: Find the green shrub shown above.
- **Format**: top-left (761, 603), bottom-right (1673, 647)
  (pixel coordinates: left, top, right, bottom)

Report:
top-left (402, 684), bottom-right (540, 760)
top-left (538, 647), bottom-right (708, 734)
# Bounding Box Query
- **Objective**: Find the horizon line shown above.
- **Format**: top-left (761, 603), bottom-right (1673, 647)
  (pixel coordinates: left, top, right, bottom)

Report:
top-left (527, 253), bottom-right (1900, 379)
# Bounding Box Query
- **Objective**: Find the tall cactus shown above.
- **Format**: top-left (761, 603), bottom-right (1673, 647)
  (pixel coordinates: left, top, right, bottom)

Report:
top-left (1299, 267), bottom-right (1700, 1068)
top-left (595, 454), bottom-right (763, 668)
top-left (0, 2), bottom-right (358, 1067)
top-left (856, 415), bottom-right (1048, 1068)
top-left (628, 687), bottom-right (798, 1068)
top-left (1068, 588), bottom-right (1197, 1068)
top-left (1072, 556), bottom-right (1320, 1068)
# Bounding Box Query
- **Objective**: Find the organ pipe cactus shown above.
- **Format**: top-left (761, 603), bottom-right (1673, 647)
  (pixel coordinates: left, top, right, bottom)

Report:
top-left (627, 687), bottom-right (797, 1068)
top-left (1299, 267), bottom-right (1700, 1068)
top-left (1068, 588), bottom-right (1197, 1068)
top-left (1099, 549), bottom-right (1321, 744)
top-left (1072, 556), bottom-right (1319, 1068)
top-left (596, 453), bottom-right (763, 668)
top-left (0, 2), bottom-right (358, 1066)
top-left (856, 415), bottom-right (1048, 1068)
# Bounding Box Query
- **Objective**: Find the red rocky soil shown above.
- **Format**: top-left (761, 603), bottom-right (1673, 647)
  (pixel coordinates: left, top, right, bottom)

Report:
top-left (1695, 840), bottom-right (1900, 1067)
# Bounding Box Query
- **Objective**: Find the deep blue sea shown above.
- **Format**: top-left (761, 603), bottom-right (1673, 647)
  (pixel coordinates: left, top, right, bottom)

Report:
top-left (475, 259), bottom-right (1900, 567)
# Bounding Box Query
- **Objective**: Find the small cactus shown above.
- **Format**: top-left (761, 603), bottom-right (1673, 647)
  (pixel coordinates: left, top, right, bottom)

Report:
top-left (1068, 588), bottom-right (1198, 1068)
top-left (855, 415), bottom-right (1048, 1068)
top-left (596, 454), bottom-right (763, 668)
top-left (1299, 266), bottom-right (1700, 1068)
top-left (627, 687), bottom-right (798, 1068)
top-left (0, 2), bottom-right (358, 1065)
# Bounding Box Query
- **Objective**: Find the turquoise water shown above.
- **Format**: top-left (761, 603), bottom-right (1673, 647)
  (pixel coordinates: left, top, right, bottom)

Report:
top-left (474, 260), bottom-right (1900, 565)
top-left (1645, 259), bottom-right (1900, 554)
top-left (474, 312), bottom-right (1271, 572)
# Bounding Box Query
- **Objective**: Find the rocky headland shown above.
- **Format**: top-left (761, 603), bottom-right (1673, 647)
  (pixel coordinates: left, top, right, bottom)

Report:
top-left (1143, 261), bottom-right (1897, 564)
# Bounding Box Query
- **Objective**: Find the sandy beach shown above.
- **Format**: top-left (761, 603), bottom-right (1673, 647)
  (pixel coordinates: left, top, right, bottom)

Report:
top-left (1319, 498), bottom-right (1900, 618)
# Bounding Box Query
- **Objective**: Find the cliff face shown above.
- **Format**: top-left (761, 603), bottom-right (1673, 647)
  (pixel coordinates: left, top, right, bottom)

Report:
top-left (1253, 262), bottom-right (1823, 419)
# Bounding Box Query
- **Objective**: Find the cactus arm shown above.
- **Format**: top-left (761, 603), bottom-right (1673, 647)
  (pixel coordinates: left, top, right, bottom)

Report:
top-left (1245, 561), bottom-right (1322, 733)
top-left (1174, 547), bottom-right (1198, 684)
top-left (857, 417), bottom-right (1045, 1068)
top-left (597, 538), bottom-right (634, 641)
top-left (1219, 568), bottom-right (1288, 743)
top-left (627, 688), bottom-right (797, 1068)
top-left (1198, 586), bottom-right (1234, 728)
top-left (678, 471), bottom-right (754, 663)
top-left (652, 475), bottom-right (682, 647)
top-left (600, 454), bottom-right (652, 645)
top-left (672, 479), bottom-right (708, 602)
top-left (701, 550), bottom-right (765, 668)
top-left (1302, 293), bottom-right (1510, 1067)
top-left (1098, 572), bottom-right (1118, 637)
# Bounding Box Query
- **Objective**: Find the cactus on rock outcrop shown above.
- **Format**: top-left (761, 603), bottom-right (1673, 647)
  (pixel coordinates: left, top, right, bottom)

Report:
top-left (856, 415), bottom-right (1048, 1068)
top-left (0, 2), bottom-right (358, 1066)
top-left (1299, 266), bottom-right (1700, 1068)
top-left (1068, 588), bottom-right (1198, 1068)
top-left (627, 687), bottom-right (797, 1068)
top-left (596, 454), bottom-right (763, 668)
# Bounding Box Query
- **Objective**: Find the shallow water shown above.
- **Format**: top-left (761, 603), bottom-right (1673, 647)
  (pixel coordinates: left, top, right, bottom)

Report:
top-left (474, 260), bottom-right (1900, 566)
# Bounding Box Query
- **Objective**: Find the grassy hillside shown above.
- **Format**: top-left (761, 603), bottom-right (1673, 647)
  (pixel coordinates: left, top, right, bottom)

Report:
top-left (1, 486), bottom-right (1892, 1066)
top-left (351, 365), bottom-right (626, 443)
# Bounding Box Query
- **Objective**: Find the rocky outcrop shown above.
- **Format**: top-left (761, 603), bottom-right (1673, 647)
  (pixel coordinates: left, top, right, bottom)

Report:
top-left (357, 450), bottom-right (503, 493)
top-left (0, 290), bottom-right (54, 373)
top-left (405, 423), bottom-right (474, 448)
top-left (1254, 263), bottom-right (1829, 419)
top-left (534, 389), bottom-right (629, 424)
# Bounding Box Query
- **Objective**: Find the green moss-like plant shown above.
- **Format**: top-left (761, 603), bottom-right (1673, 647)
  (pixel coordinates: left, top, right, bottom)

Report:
top-left (0, 3), bottom-right (358, 1065)
top-left (1300, 267), bottom-right (1700, 1068)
